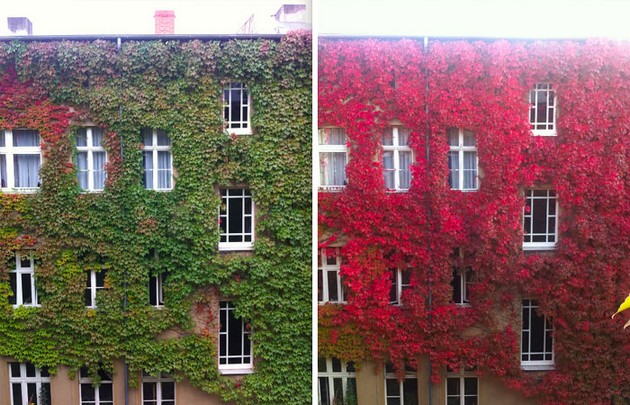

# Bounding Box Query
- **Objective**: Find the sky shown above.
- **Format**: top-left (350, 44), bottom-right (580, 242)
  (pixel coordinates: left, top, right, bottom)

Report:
top-left (0, 0), bottom-right (300, 35)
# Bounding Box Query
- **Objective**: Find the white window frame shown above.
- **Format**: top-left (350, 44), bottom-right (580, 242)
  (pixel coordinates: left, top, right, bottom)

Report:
top-left (142, 129), bottom-right (172, 191)
top-left (318, 357), bottom-right (357, 405)
top-left (446, 369), bottom-right (478, 405)
top-left (452, 248), bottom-right (472, 306)
top-left (384, 363), bottom-right (418, 405)
top-left (318, 128), bottom-right (348, 192)
top-left (318, 250), bottom-right (345, 304)
top-left (218, 188), bottom-right (254, 251)
top-left (9, 253), bottom-right (39, 307)
top-left (382, 127), bottom-right (413, 191)
top-left (530, 83), bottom-right (557, 136)
top-left (149, 273), bottom-right (166, 308)
top-left (79, 367), bottom-right (113, 405)
top-left (523, 189), bottom-right (558, 251)
top-left (9, 362), bottom-right (51, 405)
top-left (76, 127), bottom-right (107, 192)
top-left (390, 268), bottom-right (411, 306)
top-left (85, 269), bottom-right (107, 309)
top-left (0, 129), bottom-right (41, 193)
top-left (448, 128), bottom-right (478, 191)
top-left (219, 301), bottom-right (253, 375)
top-left (521, 299), bottom-right (554, 371)
top-left (142, 372), bottom-right (176, 405)
top-left (223, 82), bottom-right (251, 135)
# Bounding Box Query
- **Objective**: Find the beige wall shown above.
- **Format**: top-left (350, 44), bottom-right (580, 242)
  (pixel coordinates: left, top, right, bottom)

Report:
top-left (0, 357), bottom-right (9, 405)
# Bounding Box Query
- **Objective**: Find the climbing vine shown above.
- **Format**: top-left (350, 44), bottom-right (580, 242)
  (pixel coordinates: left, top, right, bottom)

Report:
top-left (318, 38), bottom-right (630, 403)
top-left (0, 31), bottom-right (311, 405)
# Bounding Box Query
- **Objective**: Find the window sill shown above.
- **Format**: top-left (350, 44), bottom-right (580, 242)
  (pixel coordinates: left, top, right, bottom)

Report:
top-left (385, 188), bottom-right (409, 193)
top-left (318, 301), bottom-right (346, 305)
top-left (531, 130), bottom-right (557, 137)
top-left (455, 303), bottom-right (471, 308)
top-left (522, 244), bottom-right (557, 251)
top-left (521, 363), bottom-right (555, 371)
top-left (226, 129), bottom-right (253, 136)
top-left (219, 366), bottom-right (254, 375)
top-left (318, 185), bottom-right (346, 192)
top-left (219, 243), bottom-right (254, 252)
top-left (450, 188), bottom-right (478, 192)
top-left (1, 188), bottom-right (39, 194)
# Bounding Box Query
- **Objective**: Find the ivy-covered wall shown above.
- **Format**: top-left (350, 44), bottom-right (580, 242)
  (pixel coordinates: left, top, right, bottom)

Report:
top-left (0, 31), bottom-right (311, 404)
top-left (318, 38), bottom-right (630, 404)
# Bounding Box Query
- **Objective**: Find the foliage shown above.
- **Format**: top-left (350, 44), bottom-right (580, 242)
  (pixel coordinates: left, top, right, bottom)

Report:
top-left (0, 31), bottom-right (311, 404)
top-left (318, 38), bottom-right (630, 403)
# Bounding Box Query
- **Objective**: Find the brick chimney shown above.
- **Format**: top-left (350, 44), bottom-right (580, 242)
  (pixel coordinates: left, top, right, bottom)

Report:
top-left (154, 10), bottom-right (175, 35)
top-left (7, 17), bottom-right (33, 36)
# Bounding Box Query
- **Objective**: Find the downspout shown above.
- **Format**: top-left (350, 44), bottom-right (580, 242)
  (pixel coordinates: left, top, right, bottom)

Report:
top-left (423, 35), bottom-right (433, 405)
top-left (117, 36), bottom-right (129, 405)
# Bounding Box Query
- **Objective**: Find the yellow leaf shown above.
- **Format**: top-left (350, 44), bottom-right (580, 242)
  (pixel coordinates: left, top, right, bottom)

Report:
top-left (612, 293), bottom-right (630, 318)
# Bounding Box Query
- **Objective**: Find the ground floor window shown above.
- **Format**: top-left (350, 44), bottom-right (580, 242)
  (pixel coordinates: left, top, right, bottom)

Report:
top-left (142, 372), bottom-right (175, 405)
top-left (9, 362), bottom-right (51, 405)
top-left (446, 369), bottom-right (478, 405)
top-left (385, 362), bottom-right (418, 405)
top-left (80, 367), bottom-right (113, 405)
top-left (318, 357), bottom-right (357, 405)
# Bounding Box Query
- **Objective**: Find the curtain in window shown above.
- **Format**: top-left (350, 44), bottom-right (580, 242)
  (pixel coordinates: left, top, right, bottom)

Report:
top-left (157, 151), bottom-right (171, 189)
top-left (463, 151), bottom-right (477, 190)
top-left (321, 152), bottom-right (346, 186)
top-left (92, 128), bottom-right (104, 147)
top-left (13, 130), bottom-right (40, 147)
top-left (143, 152), bottom-right (153, 189)
top-left (400, 151), bottom-right (412, 189)
top-left (93, 151), bottom-right (106, 189)
top-left (448, 151), bottom-right (459, 189)
top-left (383, 151), bottom-right (395, 188)
top-left (14, 155), bottom-right (40, 187)
top-left (77, 152), bottom-right (88, 189)
top-left (0, 154), bottom-right (6, 188)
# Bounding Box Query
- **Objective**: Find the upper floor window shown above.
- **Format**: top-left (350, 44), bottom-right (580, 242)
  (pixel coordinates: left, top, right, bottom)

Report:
top-left (318, 250), bottom-right (346, 304)
top-left (530, 83), bottom-right (556, 136)
top-left (521, 299), bottom-right (554, 370)
top-left (318, 357), bottom-right (357, 405)
top-left (385, 362), bottom-right (418, 405)
top-left (0, 129), bottom-right (41, 192)
top-left (219, 301), bottom-right (253, 374)
top-left (149, 273), bottom-right (167, 308)
top-left (318, 128), bottom-right (347, 192)
top-left (223, 82), bottom-right (251, 135)
top-left (390, 268), bottom-right (411, 306)
top-left (218, 188), bottom-right (254, 251)
top-left (85, 269), bottom-right (107, 309)
top-left (452, 248), bottom-right (472, 306)
top-left (142, 372), bottom-right (175, 405)
top-left (9, 253), bottom-right (39, 307)
top-left (382, 127), bottom-right (412, 191)
top-left (523, 189), bottom-right (558, 250)
top-left (80, 367), bottom-right (113, 405)
top-left (76, 127), bottom-right (107, 191)
top-left (9, 362), bottom-right (51, 405)
top-left (448, 128), bottom-right (478, 191)
top-left (142, 129), bottom-right (172, 191)
top-left (446, 368), bottom-right (478, 405)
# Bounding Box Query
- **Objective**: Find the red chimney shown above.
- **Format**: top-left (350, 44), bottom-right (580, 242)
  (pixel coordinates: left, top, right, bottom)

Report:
top-left (154, 10), bottom-right (175, 35)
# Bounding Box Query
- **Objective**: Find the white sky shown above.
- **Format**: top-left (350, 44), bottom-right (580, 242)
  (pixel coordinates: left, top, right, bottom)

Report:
top-left (1, 0), bottom-right (306, 35)
top-left (317, 0), bottom-right (630, 39)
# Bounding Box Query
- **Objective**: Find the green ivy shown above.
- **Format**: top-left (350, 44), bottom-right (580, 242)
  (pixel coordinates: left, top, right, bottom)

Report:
top-left (0, 31), bottom-right (311, 404)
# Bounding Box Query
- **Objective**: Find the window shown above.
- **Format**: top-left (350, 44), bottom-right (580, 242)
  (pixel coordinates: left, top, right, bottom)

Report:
top-left (318, 128), bottom-right (347, 191)
top-left (382, 127), bottom-right (412, 191)
top-left (219, 301), bottom-right (253, 374)
top-left (0, 129), bottom-right (41, 191)
top-left (452, 248), bottom-right (472, 306)
top-left (529, 83), bottom-right (556, 136)
top-left (318, 251), bottom-right (346, 304)
top-left (142, 129), bottom-right (172, 191)
top-left (149, 273), bottom-right (167, 307)
top-left (521, 299), bottom-right (554, 370)
top-left (390, 268), bottom-right (411, 305)
top-left (9, 362), bottom-right (51, 405)
top-left (85, 269), bottom-right (107, 308)
top-left (218, 188), bottom-right (254, 251)
top-left (80, 367), bottom-right (113, 405)
top-left (223, 82), bottom-right (251, 135)
top-left (76, 127), bottom-right (107, 191)
top-left (523, 189), bottom-right (558, 250)
top-left (385, 362), bottom-right (418, 405)
top-left (9, 253), bottom-right (39, 307)
top-left (446, 370), bottom-right (478, 405)
top-left (448, 128), bottom-right (478, 191)
top-left (142, 372), bottom-right (175, 405)
top-left (318, 357), bottom-right (357, 405)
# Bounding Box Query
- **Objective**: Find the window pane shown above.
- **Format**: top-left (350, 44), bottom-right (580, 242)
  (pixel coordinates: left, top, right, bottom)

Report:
top-left (13, 130), bottom-right (40, 147)
top-left (162, 381), bottom-right (175, 399)
top-left (100, 383), bottom-right (113, 401)
top-left (156, 130), bottom-right (170, 146)
top-left (12, 383), bottom-right (23, 404)
top-left (464, 377), bottom-right (477, 395)
top-left (399, 128), bottom-right (411, 146)
top-left (319, 128), bottom-right (346, 145)
top-left (228, 196), bottom-right (244, 236)
top-left (1, 154), bottom-right (7, 188)
top-left (22, 273), bottom-right (32, 304)
top-left (14, 155), bottom-right (41, 187)
top-left (91, 127), bottom-right (104, 147)
top-left (143, 382), bottom-right (157, 400)
top-left (331, 358), bottom-right (342, 372)
top-left (81, 384), bottom-right (96, 401)
top-left (93, 152), bottom-right (106, 190)
top-left (142, 129), bottom-right (153, 146)
top-left (447, 378), bottom-right (460, 395)
top-left (9, 272), bottom-right (17, 305)
top-left (327, 270), bottom-right (339, 301)
top-left (319, 377), bottom-right (330, 405)
top-left (403, 378), bottom-right (418, 404)
top-left (382, 132), bottom-right (394, 146)
top-left (142, 152), bottom-right (153, 189)
top-left (448, 128), bottom-right (459, 146)
top-left (76, 128), bottom-right (88, 147)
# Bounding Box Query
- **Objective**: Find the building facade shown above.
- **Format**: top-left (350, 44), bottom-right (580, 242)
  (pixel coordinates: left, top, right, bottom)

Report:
top-left (0, 31), bottom-right (311, 405)
top-left (318, 37), bottom-right (630, 405)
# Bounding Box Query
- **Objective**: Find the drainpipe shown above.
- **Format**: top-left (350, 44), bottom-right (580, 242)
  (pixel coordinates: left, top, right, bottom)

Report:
top-left (117, 36), bottom-right (129, 405)
top-left (423, 35), bottom-right (433, 405)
